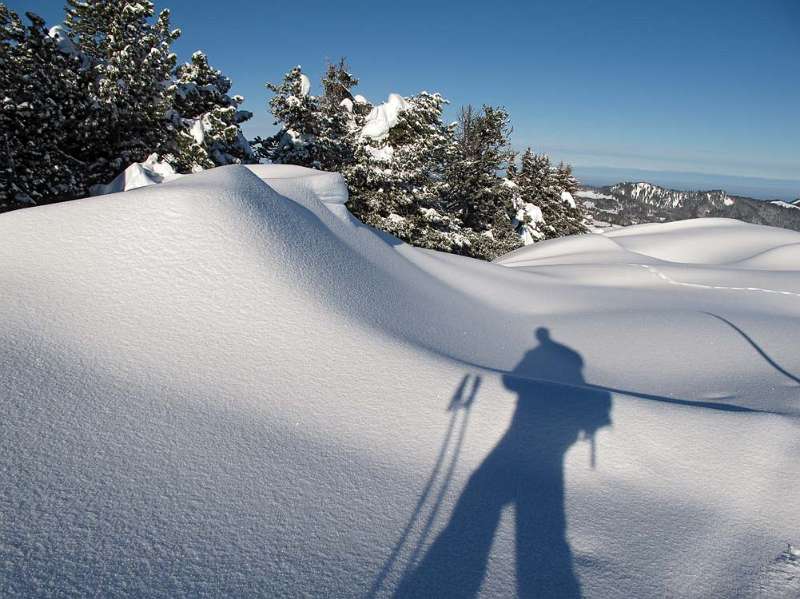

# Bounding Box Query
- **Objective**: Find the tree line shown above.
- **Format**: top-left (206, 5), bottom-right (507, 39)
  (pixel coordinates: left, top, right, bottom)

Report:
top-left (1, 1), bottom-right (586, 260)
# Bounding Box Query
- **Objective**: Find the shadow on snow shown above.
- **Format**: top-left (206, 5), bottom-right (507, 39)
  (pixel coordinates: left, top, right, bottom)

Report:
top-left (375, 327), bottom-right (612, 598)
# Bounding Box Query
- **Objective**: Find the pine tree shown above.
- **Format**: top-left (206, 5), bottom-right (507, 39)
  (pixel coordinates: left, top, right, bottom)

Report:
top-left (516, 148), bottom-right (587, 240)
top-left (166, 51), bottom-right (254, 172)
top-left (442, 105), bottom-right (521, 258)
top-left (505, 149), bottom-right (544, 244)
top-left (321, 58), bottom-right (357, 111)
top-left (253, 66), bottom-right (315, 166)
top-left (345, 91), bottom-right (467, 251)
top-left (254, 61), bottom-right (361, 172)
top-left (555, 161), bottom-right (579, 194)
top-left (318, 59), bottom-right (361, 169)
top-left (0, 7), bottom-right (91, 210)
top-left (64, 0), bottom-right (181, 184)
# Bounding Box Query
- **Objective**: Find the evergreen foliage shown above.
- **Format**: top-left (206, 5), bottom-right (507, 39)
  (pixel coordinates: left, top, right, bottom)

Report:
top-left (514, 149), bottom-right (587, 239)
top-left (0, 7), bottom-right (91, 209)
top-left (0, 1), bottom-right (253, 211)
top-left (1, 0), bottom-right (586, 260)
top-left (65, 0), bottom-right (181, 183)
top-left (258, 62), bottom-right (587, 260)
top-left (345, 92), bottom-right (472, 253)
top-left (253, 63), bottom-right (357, 171)
top-left (167, 51), bottom-right (254, 172)
top-left (441, 105), bottom-right (521, 258)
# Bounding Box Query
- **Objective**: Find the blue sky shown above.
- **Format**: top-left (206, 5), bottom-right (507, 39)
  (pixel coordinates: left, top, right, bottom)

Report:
top-left (9, 0), bottom-right (800, 195)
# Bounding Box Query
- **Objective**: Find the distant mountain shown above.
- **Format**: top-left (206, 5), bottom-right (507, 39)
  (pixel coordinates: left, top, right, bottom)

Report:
top-left (577, 182), bottom-right (800, 232)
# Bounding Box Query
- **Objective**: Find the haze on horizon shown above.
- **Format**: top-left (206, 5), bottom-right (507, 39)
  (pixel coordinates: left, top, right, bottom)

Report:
top-left (12, 0), bottom-right (799, 197)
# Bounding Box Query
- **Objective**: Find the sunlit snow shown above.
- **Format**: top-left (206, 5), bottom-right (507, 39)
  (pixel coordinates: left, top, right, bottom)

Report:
top-left (2, 166), bottom-right (798, 597)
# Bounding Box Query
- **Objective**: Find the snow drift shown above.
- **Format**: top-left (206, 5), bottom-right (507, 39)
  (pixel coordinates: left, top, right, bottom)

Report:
top-left (1, 165), bottom-right (798, 597)
top-left (89, 153), bottom-right (183, 196)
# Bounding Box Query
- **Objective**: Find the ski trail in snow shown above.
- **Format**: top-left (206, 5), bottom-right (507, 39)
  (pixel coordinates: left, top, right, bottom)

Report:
top-left (637, 264), bottom-right (800, 298)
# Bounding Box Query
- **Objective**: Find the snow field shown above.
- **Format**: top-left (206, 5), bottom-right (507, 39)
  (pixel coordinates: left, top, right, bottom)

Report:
top-left (1, 165), bottom-right (798, 597)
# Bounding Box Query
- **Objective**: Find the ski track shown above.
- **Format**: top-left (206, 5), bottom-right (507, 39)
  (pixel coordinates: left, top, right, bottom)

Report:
top-left (637, 264), bottom-right (800, 299)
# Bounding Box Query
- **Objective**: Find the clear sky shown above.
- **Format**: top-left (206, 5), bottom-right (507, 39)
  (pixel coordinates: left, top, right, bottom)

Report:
top-left (8, 0), bottom-right (800, 192)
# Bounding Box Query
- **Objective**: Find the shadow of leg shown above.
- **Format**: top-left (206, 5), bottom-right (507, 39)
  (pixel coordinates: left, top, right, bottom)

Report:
top-left (394, 455), bottom-right (509, 599)
top-left (515, 476), bottom-right (580, 599)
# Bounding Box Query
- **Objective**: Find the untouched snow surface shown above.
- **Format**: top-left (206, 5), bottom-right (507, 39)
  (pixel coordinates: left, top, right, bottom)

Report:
top-left (2, 165), bottom-right (799, 598)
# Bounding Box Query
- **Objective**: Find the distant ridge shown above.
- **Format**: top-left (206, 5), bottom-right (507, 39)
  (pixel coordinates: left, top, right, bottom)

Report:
top-left (577, 181), bottom-right (800, 232)
top-left (572, 166), bottom-right (800, 201)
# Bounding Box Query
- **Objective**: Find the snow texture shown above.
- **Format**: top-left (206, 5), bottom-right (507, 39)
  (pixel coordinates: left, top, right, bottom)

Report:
top-left (2, 166), bottom-right (799, 598)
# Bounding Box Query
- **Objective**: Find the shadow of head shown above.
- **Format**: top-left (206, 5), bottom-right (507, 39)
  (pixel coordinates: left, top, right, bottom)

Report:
top-left (504, 326), bottom-right (586, 390)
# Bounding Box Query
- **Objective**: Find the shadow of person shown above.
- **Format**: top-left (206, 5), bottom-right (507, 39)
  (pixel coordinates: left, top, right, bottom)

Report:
top-left (394, 328), bottom-right (612, 599)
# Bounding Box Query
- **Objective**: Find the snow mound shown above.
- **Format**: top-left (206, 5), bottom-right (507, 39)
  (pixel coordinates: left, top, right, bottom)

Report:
top-left (89, 153), bottom-right (182, 195)
top-left (245, 163), bottom-right (348, 202)
top-left (730, 242), bottom-right (800, 271)
top-left (502, 218), bottom-right (800, 268)
top-left (2, 169), bottom-right (799, 597)
top-left (603, 218), bottom-right (800, 265)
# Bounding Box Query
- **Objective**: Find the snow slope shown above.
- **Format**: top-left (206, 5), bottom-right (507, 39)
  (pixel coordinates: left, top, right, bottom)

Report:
top-left (1, 166), bottom-right (798, 598)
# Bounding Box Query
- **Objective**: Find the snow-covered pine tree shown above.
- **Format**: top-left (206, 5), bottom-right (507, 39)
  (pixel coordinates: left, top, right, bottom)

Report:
top-left (64, 0), bottom-right (180, 184)
top-left (258, 61), bottom-right (362, 171)
top-left (318, 58), bottom-right (363, 169)
top-left (253, 66), bottom-right (317, 166)
top-left (320, 58), bottom-right (358, 114)
top-left (554, 161), bottom-right (579, 194)
top-left (253, 66), bottom-right (340, 170)
top-left (505, 149), bottom-right (545, 244)
top-left (442, 105), bottom-right (521, 259)
top-left (0, 7), bottom-right (91, 211)
top-left (166, 51), bottom-right (254, 172)
top-left (345, 91), bottom-right (472, 252)
top-left (517, 149), bottom-right (587, 240)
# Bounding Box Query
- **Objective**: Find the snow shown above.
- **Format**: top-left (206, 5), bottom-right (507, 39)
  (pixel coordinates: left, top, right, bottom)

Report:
top-left (561, 190), bottom-right (576, 208)
top-left (365, 145), bottom-right (395, 162)
top-left (575, 190), bottom-right (613, 200)
top-left (340, 97), bottom-right (354, 112)
top-left (771, 200), bottom-right (800, 210)
top-left (751, 545), bottom-right (800, 596)
top-left (89, 153), bottom-right (182, 195)
top-left (361, 93), bottom-right (410, 140)
top-left (244, 164), bottom-right (349, 219)
top-left (2, 167), bottom-right (799, 597)
top-left (189, 117), bottom-right (205, 144)
top-left (48, 24), bottom-right (80, 58)
top-left (299, 73), bottom-right (311, 97)
top-left (354, 94), bottom-right (368, 104)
